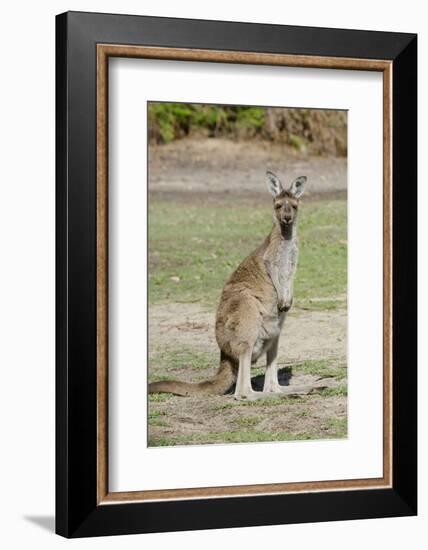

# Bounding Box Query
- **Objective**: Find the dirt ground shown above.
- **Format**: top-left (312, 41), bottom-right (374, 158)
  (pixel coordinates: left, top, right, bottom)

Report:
top-left (149, 138), bottom-right (347, 196)
top-left (148, 302), bottom-right (347, 446)
top-left (147, 138), bottom-right (347, 446)
top-left (150, 302), bottom-right (346, 366)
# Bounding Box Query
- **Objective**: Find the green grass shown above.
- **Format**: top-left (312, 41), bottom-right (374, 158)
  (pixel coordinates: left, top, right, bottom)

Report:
top-left (233, 416), bottom-right (263, 428)
top-left (148, 429), bottom-right (340, 447)
top-left (148, 199), bottom-right (346, 310)
top-left (214, 396), bottom-right (302, 410)
top-left (148, 411), bottom-right (348, 446)
top-left (319, 385), bottom-right (348, 397)
top-left (324, 416), bottom-right (347, 438)
top-left (294, 359), bottom-right (347, 381)
top-left (150, 347), bottom-right (214, 372)
top-left (148, 408), bottom-right (170, 427)
top-left (253, 359), bottom-right (347, 381)
top-left (148, 409), bottom-right (163, 419)
top-left (149, 419), bottom-right (170, 428)
top-left (148, 393), bottom-right (173, 403)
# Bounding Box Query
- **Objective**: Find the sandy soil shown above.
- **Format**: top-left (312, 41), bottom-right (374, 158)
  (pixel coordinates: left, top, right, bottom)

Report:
top-left (149, 138), bottom-right (347, 197)
top-left (149, 302), bottom-right (346, 368)
top-left (148, 302), bottom-right (347, 446)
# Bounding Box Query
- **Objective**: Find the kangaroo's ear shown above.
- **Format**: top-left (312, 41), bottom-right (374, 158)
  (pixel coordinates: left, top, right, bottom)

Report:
top-left (266, 171), bottom-right (283, 198)
top-left (289, 176), bottom-right (307, 198)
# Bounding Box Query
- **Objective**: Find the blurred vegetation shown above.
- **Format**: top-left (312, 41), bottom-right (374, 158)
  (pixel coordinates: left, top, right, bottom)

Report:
top-left (148, 102), bottom-right (347, 156)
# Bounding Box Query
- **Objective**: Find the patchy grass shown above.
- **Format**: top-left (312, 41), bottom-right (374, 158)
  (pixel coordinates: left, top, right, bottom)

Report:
top-left (319, 385), bottom-right (348, 397)
top-left (147, 347), bottom-right (348, 445)
top-left (148, 409), bottom-right (170, 428)
top-left (147, 396), bottom-right (348, 446)
top-left (148, 199), bottom-right (346, 310)
top-left (324, 416), bottom-right (347, 438)
top-left (149, 418), bottom-right (170, 428)
top-left (147, 197), bottom-right (347, 447)
top-left (148, 409), bottom-right (163, 419)
top-left (149, 430), bottom-right (321, 447)
top-left (147, 356), bottom-right (348, 446)
top-left (233, 416), bottom-right (263, 428)
top-left (148, 393), bottom-right (174, 403)
top-left (148, 425), bottom-right (348, 446)
top-left (150, 347), bottom-right (214, 372)
top-left (213, 395), bottom-right (301, 410)
top-left (294, 359), bottom-right (347, 381)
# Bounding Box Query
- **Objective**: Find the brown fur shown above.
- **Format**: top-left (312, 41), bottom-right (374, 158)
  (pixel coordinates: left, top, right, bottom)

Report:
top-left (148, 172), bottom-right (320, 400)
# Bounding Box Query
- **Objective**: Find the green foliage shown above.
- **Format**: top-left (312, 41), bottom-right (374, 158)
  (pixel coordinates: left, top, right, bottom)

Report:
top-left (289, 134), bottom-right (307, 153)
top-left (148, 102), bottom-right (347, 156)
top-left (148, 103), bottom-right (194, 143)
top-left (148, 102), bottom-right (266, 143)
top-left (235, 106), bottom-right (265, 129)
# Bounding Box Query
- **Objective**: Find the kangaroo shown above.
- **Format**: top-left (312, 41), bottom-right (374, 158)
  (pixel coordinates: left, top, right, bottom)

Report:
top-left (149, 171), bottom-right (323, 400)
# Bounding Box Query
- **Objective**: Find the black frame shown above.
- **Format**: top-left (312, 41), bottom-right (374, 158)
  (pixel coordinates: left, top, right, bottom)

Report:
top-left (56, 11), bottom-right (417, 538)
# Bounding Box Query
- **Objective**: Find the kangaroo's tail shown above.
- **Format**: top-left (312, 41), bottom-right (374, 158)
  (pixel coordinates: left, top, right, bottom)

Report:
top-left (148, 354), bottom-right (236, 397)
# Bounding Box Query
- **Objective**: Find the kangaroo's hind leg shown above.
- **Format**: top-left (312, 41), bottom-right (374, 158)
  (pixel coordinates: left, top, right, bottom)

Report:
top-left (235, 340), bottom-right (327, 400)
top-left (264, 337), bottom-right (329, 396)
top-left (226, 299), bottom-right (262, 401)
top-left (263, 336), bottom-right (282, 393)
top-left (234, 347), bottom-right (256, 400)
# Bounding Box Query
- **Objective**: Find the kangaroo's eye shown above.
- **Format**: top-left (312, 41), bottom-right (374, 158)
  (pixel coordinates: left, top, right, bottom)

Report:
top-left (292, 205), bottom-right (298, 210)
top-left (275, 204), bottom-right (281, 210)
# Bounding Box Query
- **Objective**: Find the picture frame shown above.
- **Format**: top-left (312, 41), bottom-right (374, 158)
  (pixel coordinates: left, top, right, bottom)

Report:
top-left (56, 10), bottom-right (417, 538)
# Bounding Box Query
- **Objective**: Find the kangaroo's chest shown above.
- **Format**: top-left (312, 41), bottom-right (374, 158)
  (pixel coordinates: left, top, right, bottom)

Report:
top-left (251, 242), bottom-right (297, 363)
top-left (273, 240), bottom-right (298, 290)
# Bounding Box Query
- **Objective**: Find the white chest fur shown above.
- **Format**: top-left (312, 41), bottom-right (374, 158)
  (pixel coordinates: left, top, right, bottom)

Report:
top-left (271, 237), bottom-right (298, 297)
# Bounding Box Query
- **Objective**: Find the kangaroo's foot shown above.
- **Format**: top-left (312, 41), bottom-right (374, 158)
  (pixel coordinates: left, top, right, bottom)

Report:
top-left (242, 381), bottom-right (328, 399)
top-left (263, 381), bottom-right (284, 393)
top-left (263, 360), bottom-right (329, 395)
top-left (234, 383), bottom-right (328, 401)
top-left (234, 390), bottom-right (277, 401)
top-left (234, 390), bottom-right (261, 401)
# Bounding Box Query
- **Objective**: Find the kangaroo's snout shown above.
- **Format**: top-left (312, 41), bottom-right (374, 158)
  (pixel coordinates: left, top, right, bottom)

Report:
top-left (275, 198), bottom-right (298, 227)
top-left (281, 205), bottom-right (294, 224)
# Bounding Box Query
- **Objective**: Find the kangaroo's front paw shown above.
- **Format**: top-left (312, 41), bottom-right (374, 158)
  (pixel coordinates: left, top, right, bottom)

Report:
top-left (278, 298), bottom-right (293, 312)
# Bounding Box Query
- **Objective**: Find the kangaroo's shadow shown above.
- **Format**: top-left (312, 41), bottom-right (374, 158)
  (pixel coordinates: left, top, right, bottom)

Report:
top-left (226, 366), bottom-right (292, 394)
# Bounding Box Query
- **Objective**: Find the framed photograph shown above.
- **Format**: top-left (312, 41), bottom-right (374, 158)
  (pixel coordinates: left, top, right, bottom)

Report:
top-left (56, 11), bottom-right (417, 538)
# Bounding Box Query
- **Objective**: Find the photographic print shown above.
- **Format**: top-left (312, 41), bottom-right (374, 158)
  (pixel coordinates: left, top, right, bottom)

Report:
top-left (57, 14), bottom-right (417, 536)
top-left (147, 102), bottom-right (348, 447)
